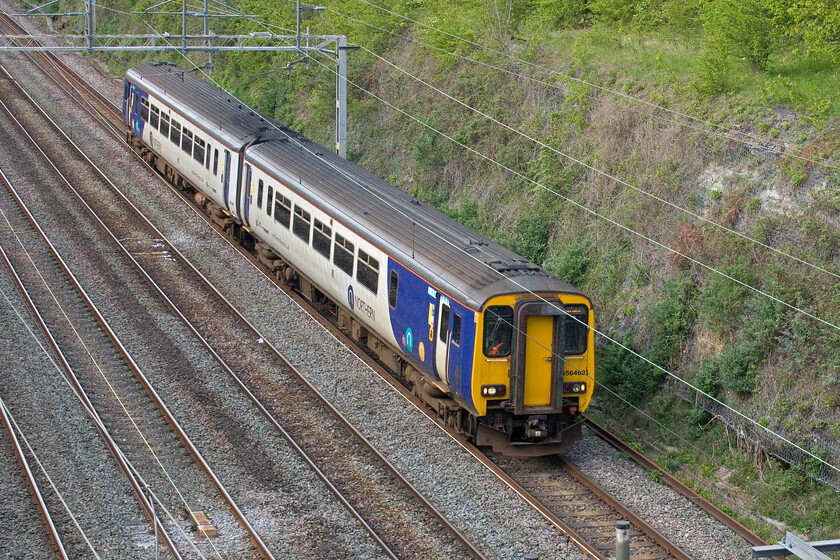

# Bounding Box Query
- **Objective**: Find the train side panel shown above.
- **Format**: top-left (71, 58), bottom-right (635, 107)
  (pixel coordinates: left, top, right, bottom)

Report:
top-left (124, 77), bottom-right (241, 220)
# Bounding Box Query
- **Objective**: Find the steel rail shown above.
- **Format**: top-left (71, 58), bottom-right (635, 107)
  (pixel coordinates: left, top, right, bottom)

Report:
top-left (0, 95), bottom-right (275, 560)
top-left (0, 37), bottom-right (486, 560)
top-left (584, 418), bottom-right (767, 547)
top-left (0, 236), bottom-right (183, 560)
top-left (0, 395), bottom-right (70, 560)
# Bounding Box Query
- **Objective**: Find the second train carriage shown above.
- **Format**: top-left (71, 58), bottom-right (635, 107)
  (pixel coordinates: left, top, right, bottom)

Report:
top-left (124, 61), bottom-right (594, 454)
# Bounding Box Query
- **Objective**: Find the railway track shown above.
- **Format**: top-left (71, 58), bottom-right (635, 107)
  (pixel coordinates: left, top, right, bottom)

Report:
top-left (0, 395), bottom-right (68, 559)
top-left (0, 15), bottom-right (489, 560)
top-left (0, 9), bottom-right (767, 559)
top-left (0, 144), bottom-right (263, 558)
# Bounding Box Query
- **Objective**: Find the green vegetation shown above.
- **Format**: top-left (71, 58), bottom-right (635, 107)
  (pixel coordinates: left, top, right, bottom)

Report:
top-left (44, 0), bottom-right (840, 541)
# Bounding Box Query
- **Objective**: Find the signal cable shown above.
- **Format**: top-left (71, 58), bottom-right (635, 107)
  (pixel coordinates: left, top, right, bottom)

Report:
top-left (0, 184), bottom-right (218, 559)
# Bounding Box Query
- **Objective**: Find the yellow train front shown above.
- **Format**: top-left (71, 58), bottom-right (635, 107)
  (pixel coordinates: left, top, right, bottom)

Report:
top-left (469, 288), bottom-right (593, 455)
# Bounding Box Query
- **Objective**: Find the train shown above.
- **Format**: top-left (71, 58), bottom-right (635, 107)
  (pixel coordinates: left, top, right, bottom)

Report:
top-left (123, 61), bottom-right (594, 455)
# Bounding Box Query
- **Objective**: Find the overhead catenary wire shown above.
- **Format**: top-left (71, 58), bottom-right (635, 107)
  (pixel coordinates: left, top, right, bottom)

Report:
top-left (336, 0), bottom-right (840, 171)
top-left (354, 44), bottom-right (840, 285)
top-left (86, 2), bottom-right (840, 478)
top-left (151, 19), bottom-right (839, 478)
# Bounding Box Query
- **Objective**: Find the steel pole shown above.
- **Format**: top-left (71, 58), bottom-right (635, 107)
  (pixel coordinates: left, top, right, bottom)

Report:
top-left (616, 520), bottom-right (631, 560)
top-left (335, 36), bottom-right (347, 158)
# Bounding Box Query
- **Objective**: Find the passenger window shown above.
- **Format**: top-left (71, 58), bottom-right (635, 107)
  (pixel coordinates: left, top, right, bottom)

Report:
top-left (293, 205), bottom-right (311, 242)
top-left (452, 313), bottom-right (462, 346)
top-left (181, 128), bottom-right (193, 155)
top-left (140, 97), bottom-right (149, 121)
top-left (266, 186), bottom-right (274, 217)
top-left (439, 304), bottom-right (450, 343)
top-left (170, 119), bottom-right (181, 145)
top-left (213, 149), bottom-right (218, 175)
top-left (333, 233), bottom-right (354, 276)
top-left (257, 179), bottom-right (264, 209)
top-left (388, 271), bottom-right (398, 309)
top-left (193, 137), bottom-right (205, 164)
top-left (483, 305), bottom-right (513, 357)
top-left (274, 192), bottom-right (290, 227)
top-left (159, 113), bottom-right (170, 138)
top-left (313, 219), bottom-right (331, 259)
top-left (150, 105), bottom-right (160, 129)
top-left (565, 305), bottom-right (590, 355)
top-left (357, 249), bottom-right (379, 294)
top-left (205, 143), bottom-right (211, 169)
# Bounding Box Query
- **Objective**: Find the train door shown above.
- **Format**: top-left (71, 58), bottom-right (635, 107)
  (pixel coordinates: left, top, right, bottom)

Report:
top-left (127, 84), bottom-right (141, 135)
top-left (242, 163), bottom-right (252, 226)
top-left (509, 299), bottom-right (566, 414)
top-left (523, 316), bottom-right (554, 406)
top-left (434, 295), bottom-right (451, 384)
top-left (222, 149), bottom-right (232, 211)
top-left (448, 311), bottom-right (463, 393)
top-left (123, 81), bottom-right (129, 124)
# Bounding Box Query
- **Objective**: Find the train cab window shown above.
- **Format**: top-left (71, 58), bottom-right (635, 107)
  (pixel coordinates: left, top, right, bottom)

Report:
top-left (388, 271), bottom-right (398, 309)
top-left (452, 313), bottom-right (462, 346)
top-left (181, 128), bottom-right (193, 156)
top-left (170, 119), bottom-right (181, 146)
top-left (193, 137), bottom-right (206, 164)
top-left (293, 205), bottom-right (311, 242)
top-left (140, 97), bottom-right (149, 121)
top-left (483, 305), bottom-right (513, 357)
top-left (160, 113), bottom-right (170, 138)
top-left (150, 105), bottom-right (160, 129)
top-left (256, 179), bottom-right (264, 209)
top-left (313, 219), bottom-right (331, 259)
top-left (213, 149), bottom-right (219, 176)
top-left (333, 233), bottom-right (354, 276)
top-left (356, 249), bottom-right (379, 294)
top-left (205, 144), bottom-right (211, 169)
top-left (565, 305), bottom-right (589, 355)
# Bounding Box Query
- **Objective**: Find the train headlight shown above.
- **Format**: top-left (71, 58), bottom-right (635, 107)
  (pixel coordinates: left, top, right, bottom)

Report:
top-left (481, 384), bottom-right (506, 397)
top-left (563, 382), bottom-right (587, 394)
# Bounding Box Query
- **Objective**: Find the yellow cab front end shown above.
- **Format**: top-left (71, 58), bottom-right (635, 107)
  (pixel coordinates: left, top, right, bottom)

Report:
top-left (471, 292), bottom-right (594, 455)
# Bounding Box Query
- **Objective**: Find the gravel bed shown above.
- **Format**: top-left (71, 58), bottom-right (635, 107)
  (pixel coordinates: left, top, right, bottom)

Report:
top-left (0, 59), bottom-right (389, 558)
top-left (0, 395), bottom-right (59, 559)
top-left (0, 263), bottom-right (159, 559)
top-left (0, 24), bottom-right (758, 559)
top-left (564, 431), bottom-right (753, 560)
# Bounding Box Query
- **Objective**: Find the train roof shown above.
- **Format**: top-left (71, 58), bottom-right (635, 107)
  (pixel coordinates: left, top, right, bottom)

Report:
top-left (126, 62), bottom-right (277, 150)
top-left (127, 63), bottom-right (583, 310)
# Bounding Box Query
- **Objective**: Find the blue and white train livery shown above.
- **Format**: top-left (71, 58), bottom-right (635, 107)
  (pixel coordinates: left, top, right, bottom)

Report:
top-left (125, 62), bottom-right (594, 455)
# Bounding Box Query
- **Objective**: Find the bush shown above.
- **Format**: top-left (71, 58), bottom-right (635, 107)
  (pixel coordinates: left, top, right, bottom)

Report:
top-left (510, 215), bottom-right (552, 265)
top-left (648, 274), bottom-right (694, 367)
top-left (598, 337), bottom-right (664, 404)
top-left (529, 0), bottom-right (591, 28)
top-left (703, 0), bottom-right (779, 70)
top-left (697, 361), bottom-right (722, 396)
top-left (546, 242), bottom-right (590, 285)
